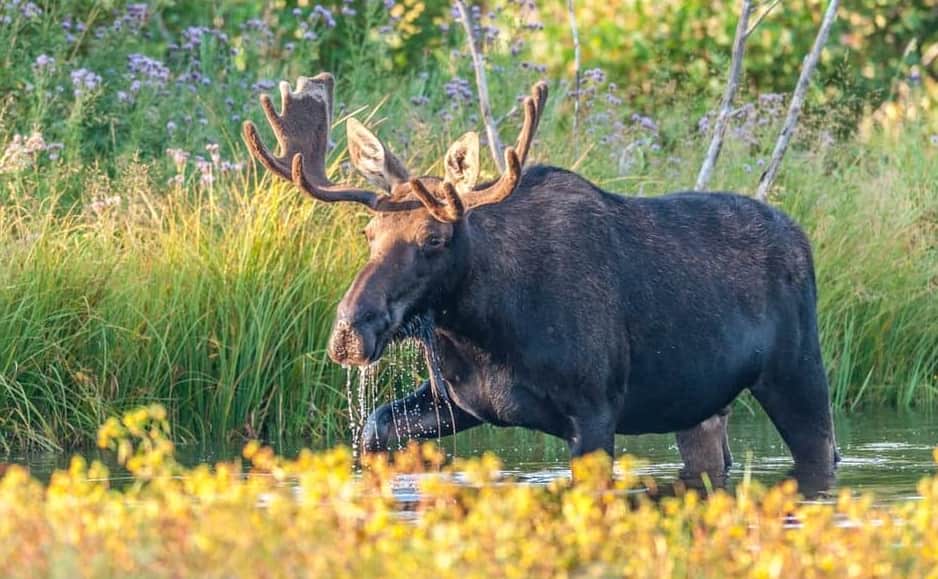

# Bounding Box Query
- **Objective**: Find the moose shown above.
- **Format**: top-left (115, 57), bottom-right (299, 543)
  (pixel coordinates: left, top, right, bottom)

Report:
top-left (243, 73), bottom-right (839, 483)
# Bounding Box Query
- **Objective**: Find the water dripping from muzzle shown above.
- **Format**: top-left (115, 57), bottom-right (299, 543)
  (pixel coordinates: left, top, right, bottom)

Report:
top-left (410, 316), bottom-right (457, 447)
top-left (358, 362), bottom-right (379, 454)
top-left (390, 314), bottom-right (446, 405)
top-left (344, 366), bottom-right (360, 463)
top-left (387, 340), bottom-right (419, 449)
top-left (345, 315), bottom-right (459, 456)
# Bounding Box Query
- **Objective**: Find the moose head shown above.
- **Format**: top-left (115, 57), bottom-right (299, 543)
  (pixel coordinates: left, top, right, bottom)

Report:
top-left (243, 73), bottom-right (547, 367)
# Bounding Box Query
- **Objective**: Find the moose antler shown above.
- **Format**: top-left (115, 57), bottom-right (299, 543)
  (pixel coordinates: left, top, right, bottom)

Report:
top-left (514, 81), bottom-right (548, 167)
top-left (410, 179), bottom-right (465, 223)
top-left (243, 74), bottom-right (545, 222)
top-left (243, 74), bottom-right (421, 211)
top-left (453, 81), bottom-right (547, 212)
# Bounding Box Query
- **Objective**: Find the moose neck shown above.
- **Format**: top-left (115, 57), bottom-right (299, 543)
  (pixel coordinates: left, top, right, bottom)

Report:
top-left (432, 206), bottom-right (531, 358)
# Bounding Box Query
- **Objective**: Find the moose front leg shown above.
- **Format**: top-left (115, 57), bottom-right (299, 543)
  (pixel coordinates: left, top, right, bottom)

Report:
top-left (568, 409), bottom-right (616, 458)
top-left (361, 380), bottom-right (482, 451)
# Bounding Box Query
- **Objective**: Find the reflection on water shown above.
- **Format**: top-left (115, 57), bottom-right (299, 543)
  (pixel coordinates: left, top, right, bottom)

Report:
top-left (448, 408), bottom-right (938, 502)
top-left (6, 408), bottom-right (936, 503)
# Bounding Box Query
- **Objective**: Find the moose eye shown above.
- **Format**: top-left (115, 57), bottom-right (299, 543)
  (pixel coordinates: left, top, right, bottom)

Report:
top-left (423, 235), bottom-right (446, 250)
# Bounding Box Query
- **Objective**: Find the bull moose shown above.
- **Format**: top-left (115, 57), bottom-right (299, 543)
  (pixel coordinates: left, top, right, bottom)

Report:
top-left (243, 73), bottom-right (839, 483)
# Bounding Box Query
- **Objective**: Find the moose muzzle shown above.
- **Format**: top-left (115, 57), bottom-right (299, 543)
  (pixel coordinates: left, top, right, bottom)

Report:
top-left (327, 308), bottom-right (391, 367)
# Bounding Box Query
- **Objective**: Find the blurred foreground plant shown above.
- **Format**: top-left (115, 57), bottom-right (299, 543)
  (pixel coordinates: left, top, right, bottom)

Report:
top-left (1, 405), bottom-right (937, 577)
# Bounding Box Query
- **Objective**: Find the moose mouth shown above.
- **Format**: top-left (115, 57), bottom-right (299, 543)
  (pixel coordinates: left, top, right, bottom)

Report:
top-left (330, 311), bottom-right (450, 403)
top-left (330, 311), bottom-right (434, 367)
top-left (378, 313), bottom-right (435, 362)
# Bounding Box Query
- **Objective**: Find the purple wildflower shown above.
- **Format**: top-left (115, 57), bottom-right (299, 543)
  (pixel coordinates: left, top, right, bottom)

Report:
top-left (312, 6), bottom-right (336, 28)
top-left (583, 68), bottom-right (606, 84)
top-left (166, 148), bottom-right (188, 173)
top-left (127, 53), bottom-right (170, 86)
top-left (443, 77), bottom-right (474, 105)
top-left (32, 54), bottom-right (55, 73)
top-left (631, 113), bottom-right (658, 134)
top-left (252, 79), bottom-right (276, 93)
top-left (45, 142), bottom-right (63, 161)
top-left (0, 131), bottom-right (62, 173)
top-left (125, 4), bottom-right (148, 25)
top-left (20, 2), bottom-right (42, 19)
top-left (70, 68), bottom-right (102, 98)
top-left (195, 155), bottom-right (214, 186)
top-left (206, 143), bottom-right (221, 167)
top-left (86, 195), bottom-right (121, 216)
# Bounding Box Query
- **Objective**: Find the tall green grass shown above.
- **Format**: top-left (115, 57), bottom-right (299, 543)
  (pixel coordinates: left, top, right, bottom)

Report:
top-left (0, 171), bottom-right (368, 450)
top-left (0, 2), bottom-right (935, 450)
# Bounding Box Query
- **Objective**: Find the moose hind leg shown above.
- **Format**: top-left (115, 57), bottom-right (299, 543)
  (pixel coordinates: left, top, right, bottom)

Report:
top-left (750, 361), bottom-right (837, 478)
top-left (362, 380), bottom-right (481, 451)
top-left (676, 411), bottom-right (731, 483)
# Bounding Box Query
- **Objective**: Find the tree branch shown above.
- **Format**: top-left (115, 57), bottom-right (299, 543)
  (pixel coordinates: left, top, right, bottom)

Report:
top-left (455, 0), bottom-right (505, 172)
top-left (745, 0), bottom-right (783, 38)
top-left (694, 0), bottom-right (753, 192)
top-left (755, 0), bottom-right (840, 201)
top-left (567, 0), bottom-right (581, 158)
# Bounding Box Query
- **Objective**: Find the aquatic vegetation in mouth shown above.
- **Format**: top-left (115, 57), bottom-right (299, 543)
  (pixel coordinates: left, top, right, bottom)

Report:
top-left (1, 405), bottom-right (938, 577)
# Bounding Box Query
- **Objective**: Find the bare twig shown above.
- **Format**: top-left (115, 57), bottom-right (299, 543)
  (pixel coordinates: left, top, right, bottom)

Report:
top-left (495, 104), bottom-right (519, 127)
top-left (567, 0), bottom-right (581, 157)
top-left (455, 0), bottom-right (505, 172)
top-left (694, 0), bottom-right (753, 192)
top-left (755, 0), bottom-right (839, 201)
top-left (745, 0), bottom-right (783, 38)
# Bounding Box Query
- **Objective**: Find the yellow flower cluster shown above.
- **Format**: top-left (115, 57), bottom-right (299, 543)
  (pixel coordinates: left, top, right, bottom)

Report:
top-left (1, 405), bottom-right (937, 578)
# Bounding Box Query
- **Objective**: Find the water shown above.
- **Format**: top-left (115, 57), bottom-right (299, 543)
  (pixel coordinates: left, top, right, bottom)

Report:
top-left (445, 408), bottom-right (938, 502)
top-left (5, 408), bottom-right (936, 503)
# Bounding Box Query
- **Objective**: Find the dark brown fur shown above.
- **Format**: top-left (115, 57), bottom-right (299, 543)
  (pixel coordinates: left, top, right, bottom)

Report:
top-left (330, 166), bottom-right (839, 484)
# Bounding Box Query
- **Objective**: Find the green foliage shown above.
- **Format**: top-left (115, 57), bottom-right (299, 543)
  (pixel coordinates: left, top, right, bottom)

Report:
top-left (536, 1), bottom-right (938, 114)
top-left (0, 1), bottom-right (935, 450)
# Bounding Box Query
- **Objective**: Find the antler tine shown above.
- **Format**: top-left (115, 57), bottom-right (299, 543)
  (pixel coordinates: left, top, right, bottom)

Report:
top-left (243, 118), bottom-right (291, 180)
top-left (458, 146), bottom-right (522, 211)
top-left (452, 81), bottom-right (544, 212)
top-left (514, 81), bottom-right (548, 166)
top-left (292, 154), bottom-right (390, 208)
top-left (409, 179), bottom-right (464, 223)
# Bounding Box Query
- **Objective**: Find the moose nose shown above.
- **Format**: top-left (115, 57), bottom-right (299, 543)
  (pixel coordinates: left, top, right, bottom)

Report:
top-left (327, 319), bottom-right (361, 365)
top-left (327, 309), bottom-right (391, 366)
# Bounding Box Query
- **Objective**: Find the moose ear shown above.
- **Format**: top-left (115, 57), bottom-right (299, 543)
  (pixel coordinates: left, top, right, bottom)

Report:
top-left (444, 131), bottom-right (480, 194)
top-left (346, 117), bottom-right (409, 191)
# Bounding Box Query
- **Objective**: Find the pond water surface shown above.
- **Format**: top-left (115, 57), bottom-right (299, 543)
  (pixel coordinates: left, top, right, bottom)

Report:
top-left (6, 407), bottom-right (936, 503)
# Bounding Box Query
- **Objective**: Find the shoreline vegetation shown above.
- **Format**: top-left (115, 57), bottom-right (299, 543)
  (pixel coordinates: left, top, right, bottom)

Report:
top-left (1, 405), bottom-right (938, 577)
top-left (1, 2), bottom-right (936, 451)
